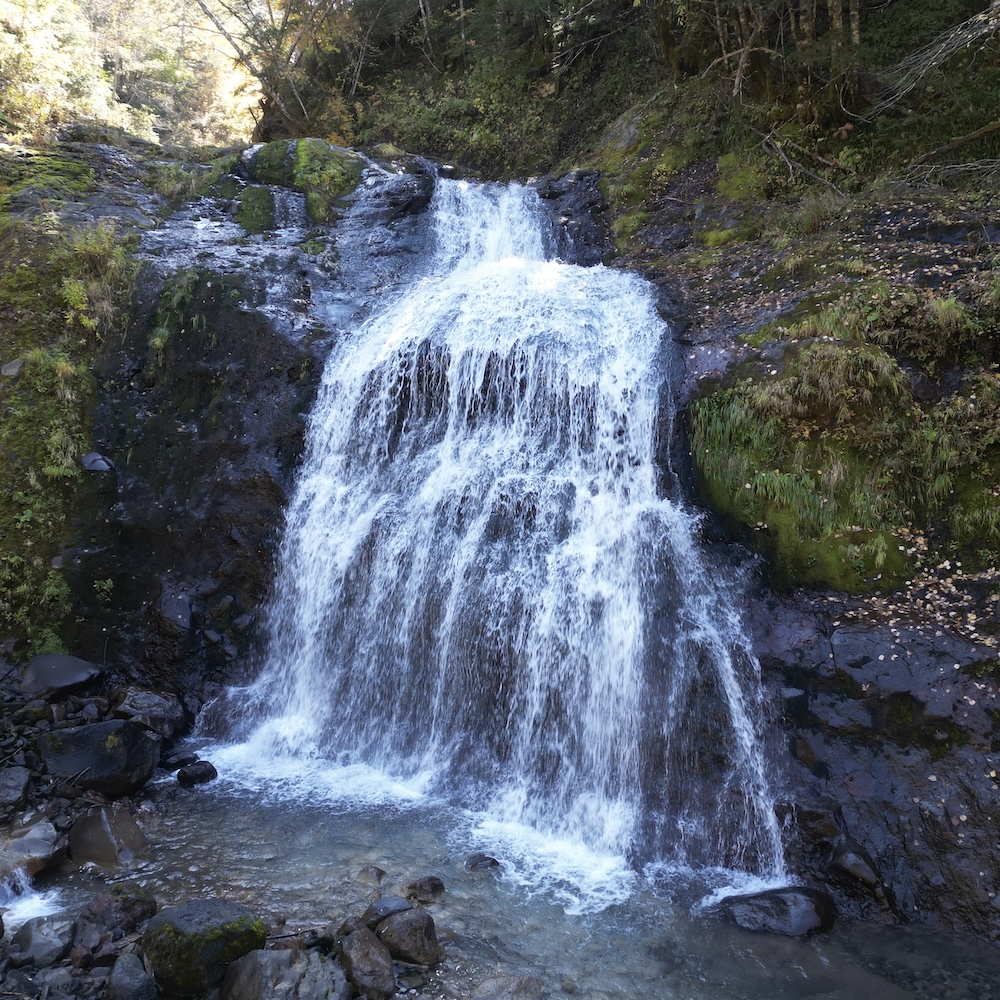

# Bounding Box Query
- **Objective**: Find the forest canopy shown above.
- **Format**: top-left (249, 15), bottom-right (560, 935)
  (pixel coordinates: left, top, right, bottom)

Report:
top-left (2, 0), bottom-right (999, 173)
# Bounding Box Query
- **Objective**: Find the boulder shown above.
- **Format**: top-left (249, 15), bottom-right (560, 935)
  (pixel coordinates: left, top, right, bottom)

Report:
top-left (177, 760), bottom-right (218, 786)
top-left (2, 813), bottom-right (64, 877)
top-left (222, 948), bottom-right (351, 1000)
top-left (107, 952), bottom-right (158, 1000)
top-left (83, 883), bottom-right (158, 934)
top-left (718, 886), bottom-right (836, 936)
top-left (375, 907), bottom-right (445, 966)
top-left (0, 765), bottom-right (31, 811)
top-left (113, 688), bottom-right (186, 738)
top-left (36, 720), bottom-right (160, 797)
top-left (465, 853), bottom-right (501, 872)
top-left (402, 875), bottom-right (445, 903)
top-left (339, 927), bottom-right (396, 1000)
top-left (143, 899), bottom-right (267, 997)
top-left (360, 894), bottom-right (412, 929)
top-left (20, 653), bottom-right (102, 699)
top-left (12, 914), bottom-right (78, 967)
top-left (69, 806), bottom-right (148, 867)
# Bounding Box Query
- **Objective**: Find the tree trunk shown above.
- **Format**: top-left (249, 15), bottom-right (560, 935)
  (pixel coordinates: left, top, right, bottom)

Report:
top-left (829, 0), bottom-right (844, 75)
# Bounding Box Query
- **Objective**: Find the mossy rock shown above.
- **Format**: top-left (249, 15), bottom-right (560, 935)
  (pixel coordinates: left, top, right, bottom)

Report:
top-left (235, 186), bottom-right (276, 233)
top-left (246, 139), bottom-right (364, 222)
top-left (35, 720), bottom-right (160, 797)
top-left (143, 899), bottom-right (266, 998)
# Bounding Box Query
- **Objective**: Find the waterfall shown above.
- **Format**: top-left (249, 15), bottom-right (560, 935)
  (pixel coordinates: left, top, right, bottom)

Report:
top-left (227, 177), bottom-right (785, 892)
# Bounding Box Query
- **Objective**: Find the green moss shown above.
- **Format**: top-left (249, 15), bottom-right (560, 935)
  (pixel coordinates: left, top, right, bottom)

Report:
top-left (0, 215), bottom-right (134, 654)
top-left (0, 148), bottom-right (95, 212)
top-left (234, 186), bottom-right (275, 234)
top-left (247, 139), bottom-right (364, 222)
top-left (144, 914), bottom-right (267, 997)
top-left (716, 151), bottom-right (768, 201)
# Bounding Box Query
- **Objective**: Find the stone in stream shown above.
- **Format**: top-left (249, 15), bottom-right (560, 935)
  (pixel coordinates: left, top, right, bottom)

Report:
top-left (35, 720), bottom-right (161, 798)
top-left (465, 852), bottom-right (501, 872)
top-left (375, 907), bottom-right (445, 966)
top-left (176, 759), bottom-right (218, 786)
top-left (717, 886), bottom-right (836, 936)
top-left (2, 812), bottom-right (64, 877)
top-left (142, 899), bottom-right (266, 998)
top-left (339, 927), bottom-right (396, 1000)
top-left (83, 883), bottom-right (158, 934)
top-left (402, 874), bottom-right (445, 903)
top-left (360, 894), bottom-right (412, 928)
top-left (222, 948), bottom-right (351, 1000)
top-left (69, 806), bottom-right (148, 867)
top-left (469, 975), bottom-right (545, 1000)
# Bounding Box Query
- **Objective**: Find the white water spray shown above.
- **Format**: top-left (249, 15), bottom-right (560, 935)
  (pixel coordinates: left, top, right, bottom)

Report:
top-left (227, 178), bottom-right (784, 892)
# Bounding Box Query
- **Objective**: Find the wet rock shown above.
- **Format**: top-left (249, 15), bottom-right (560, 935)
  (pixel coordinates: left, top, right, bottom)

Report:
top-left (832, 838), bottom-right (880, 888)
top-left (718, 886), bottom-right (836, 936)
top-left (36, 719), bottom-right (160, 797)
top-left (222, 948), bottom-right (351, 1000)
top-left (143, 898), bottom-right (266, 998)
top-left (81, 451), bottom-right (115, 472)
top-left (356, 865), bottom-right (386, 886)
top-left (177, 759), bottom-right (218, 786)
top-left (113, 687), bottom-right (187, 738)
top-left (360, 894), bottom-right (412, 928)
top-left (375, 907), bottom-right (445, 966)
top-left (20, 653), bottom-right (102, 699)
top-left (13, 914), bottom-right (78, 967)
top-left (469, 975), bottom-right (545, 1000)
top-left (107, 952), bottom-right (159, 1000)
top-left (339, 927), bottom-right (395, 1000)
top-left (69, 806), bottom-right (148, 867)
top-left (402, 875), bottom-right (445, 903)
top-left (533, 171), bottom-right (608, 267)
top-left (160, 749), bottom-right (199, 771)
top-left (0, 765), bottom-right (31, 810)
top-left (2, 813), bottom-right (64, 876)
top-left (83, 883), bottom-right (158, 933)
top-left (465, 853), bottom-right (501, 872)
top-left (154, 588), bottom-right (193, 639)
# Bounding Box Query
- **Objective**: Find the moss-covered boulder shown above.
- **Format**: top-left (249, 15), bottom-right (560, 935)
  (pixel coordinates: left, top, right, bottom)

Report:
top-left (245, 139), bottom-right (365, 222)
top-left (143, 899), bottom-right (267, 998)
top-left (35, 719), bottom-right (160, 797)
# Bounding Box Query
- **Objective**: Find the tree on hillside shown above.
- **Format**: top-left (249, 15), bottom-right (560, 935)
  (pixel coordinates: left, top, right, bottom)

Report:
top-left (190, 0), bottom-right (360, 140)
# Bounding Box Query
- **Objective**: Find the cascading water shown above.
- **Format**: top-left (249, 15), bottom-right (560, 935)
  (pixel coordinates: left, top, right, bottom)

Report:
top-left (219, 175), bottom-right (785, 902)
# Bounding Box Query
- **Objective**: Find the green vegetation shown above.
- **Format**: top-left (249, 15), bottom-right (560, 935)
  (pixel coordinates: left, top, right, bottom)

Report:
top-left (691, 274), bottom-right (1000, 590)
top-left (246, 138), bottom-right (364, 220)
top-left (0, 191), bottom-right (135, 652)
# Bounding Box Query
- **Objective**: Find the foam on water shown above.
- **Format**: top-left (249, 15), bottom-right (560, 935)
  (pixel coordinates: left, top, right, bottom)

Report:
top-left (211, 175), bottom-right (785, 909)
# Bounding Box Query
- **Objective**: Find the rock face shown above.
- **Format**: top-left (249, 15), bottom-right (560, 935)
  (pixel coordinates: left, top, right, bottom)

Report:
top-left (35, 719), bottom-right (160, 797)
top-left (143, 899), bottom-right (267, 998)
top-left (753, 594), bottom-right (1000, 939)
top-left (2, 813), bottom-right (64, 877)
top-left (533, 171), bottom-right (608, 267)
